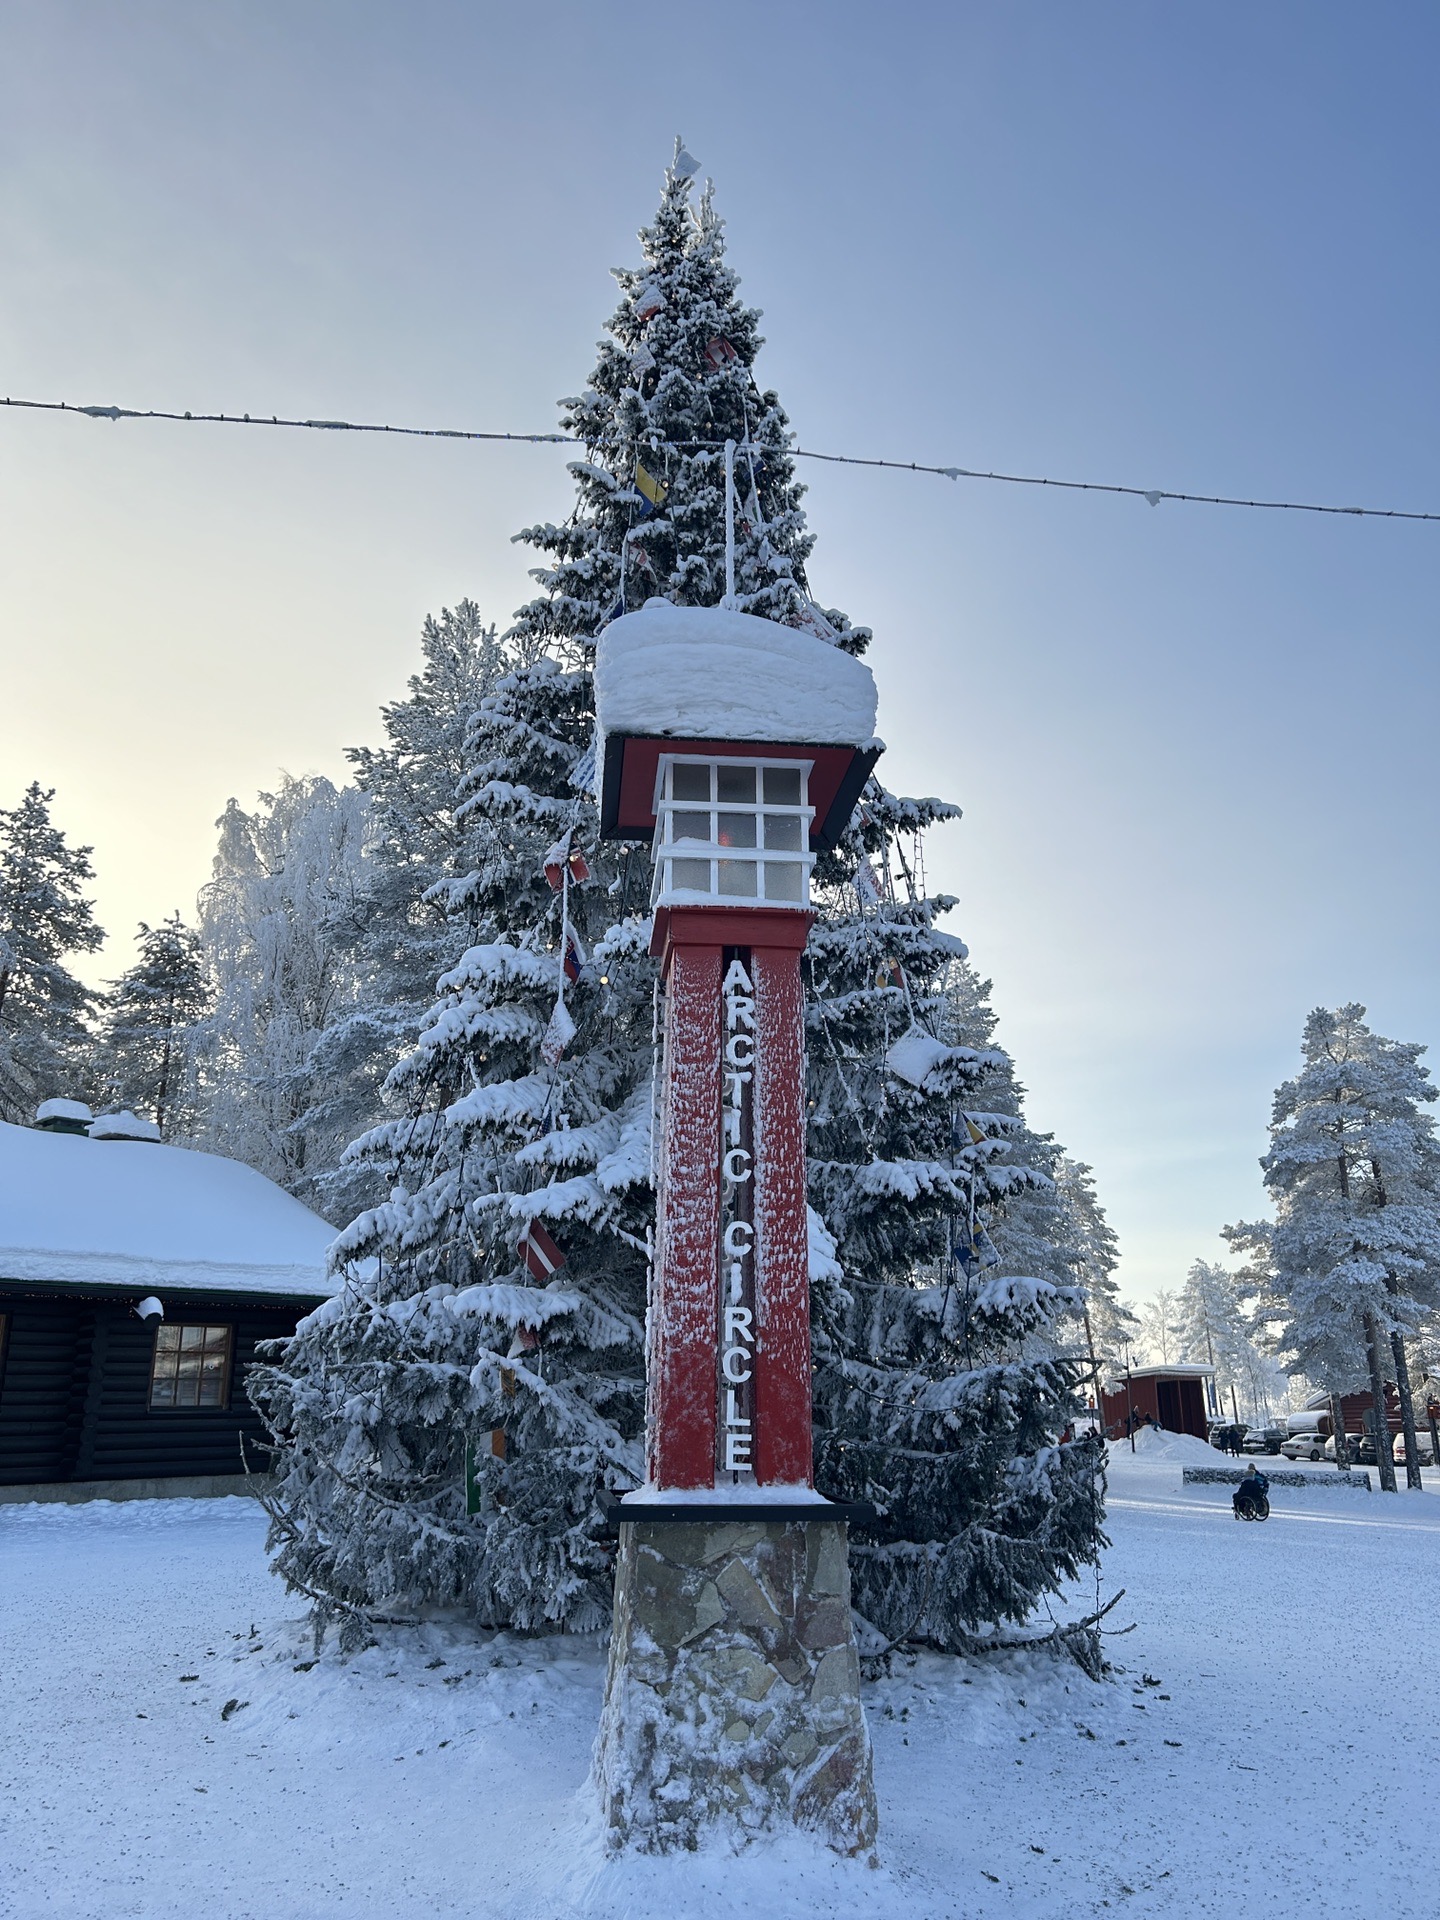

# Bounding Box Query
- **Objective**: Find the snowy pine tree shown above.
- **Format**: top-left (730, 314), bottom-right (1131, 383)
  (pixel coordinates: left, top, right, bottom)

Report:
top-left (0, 782), bottom-right (104, 1121)
top-left (805, 800), bottom-right (1104, 1646)
top-left (303, 603), bottom-right (510, 1218)
top-left (251, 655), bottom-right (654, 1644)
top-left (510, 142), bottom-right (855, 651)
top-left (1226, 1004), bottom-right (1440, 1491)
top-left (253, 151), bottom-right (1104, 1650)
top-left (1174, 1259), bottom-right (1282, 1426)
top-left (1054, 1158), bottom-right (1132, 1398)
top-left (188, 777), bottom-right (369, 1209)
top-left (96, 914), bottom-right (211, 1136)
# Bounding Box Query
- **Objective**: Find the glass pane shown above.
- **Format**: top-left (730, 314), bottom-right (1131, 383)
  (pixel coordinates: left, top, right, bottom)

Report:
top-left (155, 1325), bottom-right (180, 1356)
top-left (671, 763), bottom-right (711, 801)
top-left (179, 1324), bottom-right (205, 1352)
top-left (175, 1354), bottom-right (202, 1407)
top-left (763, 862), bottom-right (804, 902)
top-left (763, 767), bottom-right (802, 805)
top-left (150, 1374), bottom-right (176, 1408)
top-left (717, 860), bottom-right (758, 897)
top-left (197, 1358), bottom-right (227, 1407)
top-left (669, 810), bottom-right (711, 843)
top-left (716, 764), bottom-right (756, 804)
top-left (762, 813), bottom-right (803, 850)
top-left (671, 858), bottom-right (712, 891)
top-left (716, 811), bottom-right (756, 848)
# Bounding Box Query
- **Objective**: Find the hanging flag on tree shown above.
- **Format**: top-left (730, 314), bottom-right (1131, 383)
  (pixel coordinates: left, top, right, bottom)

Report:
top-left (855, 858), bottom-right (883, 908)
top-left (519, 1218), bottom-right (566, 1280)
top-left (633, 280), bottom-right (665, 322)
top-left (543, 836), bottom-right (591, 892)
top-left (704, 335), bottom-right (739, 370)
top-left (635, 460), bottom-right (669, 513)
top-left (541, 997), bottom-right (576, 1065)
top-left (873, 959), bottom-right (905, 992)
top-left (956, 1223), bottom-right (1001, 1279)
top-left (563, 925), bottom-right (588, 984)
top-left (792, 600), bottom-right (841, 645)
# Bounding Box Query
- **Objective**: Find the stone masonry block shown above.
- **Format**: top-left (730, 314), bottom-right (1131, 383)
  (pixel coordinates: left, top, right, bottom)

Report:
top-left (596, 1519), bottom-right (877, 1856)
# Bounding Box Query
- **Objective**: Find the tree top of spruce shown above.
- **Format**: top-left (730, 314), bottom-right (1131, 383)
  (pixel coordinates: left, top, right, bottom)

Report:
top-left (511, 142), bottom-right (869, 660)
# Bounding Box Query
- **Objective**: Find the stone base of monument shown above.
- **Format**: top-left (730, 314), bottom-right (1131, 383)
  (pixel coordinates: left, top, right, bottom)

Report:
top-left (595, 1511), bottom-right (878, 1856)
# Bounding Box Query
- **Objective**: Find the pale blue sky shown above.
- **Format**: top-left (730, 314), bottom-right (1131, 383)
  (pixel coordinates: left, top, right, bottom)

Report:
top-left (2, 3), bottom-right (1437, 1301)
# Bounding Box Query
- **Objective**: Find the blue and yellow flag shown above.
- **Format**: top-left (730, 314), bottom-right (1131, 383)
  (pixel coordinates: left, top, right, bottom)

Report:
top-left (635, 459), bottom-right (669, 511)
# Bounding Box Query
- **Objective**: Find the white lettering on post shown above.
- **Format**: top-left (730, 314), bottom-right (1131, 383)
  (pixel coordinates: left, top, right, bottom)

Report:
top-left (718, 955), bottom-right (757, 1479)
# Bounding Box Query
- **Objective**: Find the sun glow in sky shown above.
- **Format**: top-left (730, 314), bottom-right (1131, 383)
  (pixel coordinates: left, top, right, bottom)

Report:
top-left (2, 2), bottom-right (1437, 1302)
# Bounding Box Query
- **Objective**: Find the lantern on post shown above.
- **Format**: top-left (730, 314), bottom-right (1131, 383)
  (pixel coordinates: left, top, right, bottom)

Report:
top-left (592, 598), bottom-right (882, 1855)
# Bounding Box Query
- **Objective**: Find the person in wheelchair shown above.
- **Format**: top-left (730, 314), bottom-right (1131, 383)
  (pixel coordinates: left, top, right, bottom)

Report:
top-left (1232, 1462), bottom-right (1270, 1519)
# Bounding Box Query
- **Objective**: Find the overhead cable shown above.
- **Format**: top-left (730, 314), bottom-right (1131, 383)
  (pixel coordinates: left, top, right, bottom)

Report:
top-left (2, 392), bottom-right (1435, 524)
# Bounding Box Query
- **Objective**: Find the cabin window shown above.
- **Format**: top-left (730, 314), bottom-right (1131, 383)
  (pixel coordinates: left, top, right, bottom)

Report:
top-left (148, 1323), bottom-right (234, 1409)
top-left (651, 756), bottom-right (814, 907)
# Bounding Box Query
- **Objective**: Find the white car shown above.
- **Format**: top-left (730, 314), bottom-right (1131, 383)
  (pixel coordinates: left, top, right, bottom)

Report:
top-left (1280, 1433), bottom-right (1329, 1462)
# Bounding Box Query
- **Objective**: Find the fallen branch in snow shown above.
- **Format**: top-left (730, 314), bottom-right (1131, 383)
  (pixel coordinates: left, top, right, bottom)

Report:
top-left (955, 1589), bottom-right (1134, 1680)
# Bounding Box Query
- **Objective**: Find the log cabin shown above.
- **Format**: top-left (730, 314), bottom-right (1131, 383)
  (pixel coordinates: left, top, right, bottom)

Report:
top-left (0, 1108), bottom-right (337, 1499)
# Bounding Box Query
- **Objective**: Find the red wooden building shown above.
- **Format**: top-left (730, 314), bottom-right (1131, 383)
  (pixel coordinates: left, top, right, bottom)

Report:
top-left (1101, 1363), bottom-right (1215, 1442)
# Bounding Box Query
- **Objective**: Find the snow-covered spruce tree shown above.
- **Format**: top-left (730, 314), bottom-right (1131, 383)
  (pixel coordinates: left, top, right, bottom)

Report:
top-left (250, 654), bottom-right (655, 1645)
top-left (253, 151), bottom-right (1101, 1650)
top-left (1136, 1288), bottom-right (1182, 1367)
top-left (1175, 1259), bottom-right (1282, 1426)
top-left (0, 782), bottom-right (104, 1121)
top-left (302, 603), bottom-right (510, 1220)
top-left (803, 794), bottom-right (1102, 1650)
top-left (510, 144), bottom-right (847, 650)
top-left (1226, 1004), bottom-right (1440, 1491)
top-left (188, 777), bottom-right (369, 1210)
top-left (95, 914), bottom-right (211, 1136)
top-left (1055, 1158), bottom-right (1132, 1396)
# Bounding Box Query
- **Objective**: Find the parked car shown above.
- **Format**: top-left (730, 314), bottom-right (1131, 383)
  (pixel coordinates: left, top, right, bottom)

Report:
top-left (1243, 1425), bottom-right (1285, 1455)
top-left (1329, 1433), bottom-right (1378, 1465)
top-left (1281, 1433), bottom-right (1329, 1462)
top-left (1394, 1434), bottom-right (1435, 1466)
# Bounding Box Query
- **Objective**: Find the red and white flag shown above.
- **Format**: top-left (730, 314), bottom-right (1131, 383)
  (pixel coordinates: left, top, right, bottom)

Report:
top-left (855, 858), bottom-right (884, 908)
top-left (705, 335), bottom-right (740, 370)
top-left (519, 1219), bottom-right (565, 1281)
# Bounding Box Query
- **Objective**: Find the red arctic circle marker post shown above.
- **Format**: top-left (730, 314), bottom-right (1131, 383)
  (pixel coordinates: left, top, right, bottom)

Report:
top-left (592, 598), bottom-right (882, 1855)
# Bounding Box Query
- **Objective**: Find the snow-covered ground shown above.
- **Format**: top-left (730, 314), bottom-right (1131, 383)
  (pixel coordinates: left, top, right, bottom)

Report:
top-left (4, 1438), bottom-right (1436, 1919)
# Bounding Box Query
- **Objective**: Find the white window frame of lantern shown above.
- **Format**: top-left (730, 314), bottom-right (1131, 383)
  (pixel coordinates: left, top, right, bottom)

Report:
top-left (650, 755), bottom-right (816, 908)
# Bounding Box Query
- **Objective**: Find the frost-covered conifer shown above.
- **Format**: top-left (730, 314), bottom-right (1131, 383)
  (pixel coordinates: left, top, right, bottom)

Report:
top-left (304, 603), bottom-right (510, 1217)
top-left (1053, 1158), bottom-right (1132, 1394)
top-left (96, 914), bottom-right (211, 1136)
top-left (0, 782), bottom-right (104, 1121)
top-left (1174, 1259), bottom-right (1282, 1426)
top-left (251, 659), bottom-right (655, 1644)
top-left (1226, 1004), bottom-right (1440, 1490)
top-left (511, 142), bottom-right (854, 649)
top-left (805, 799), bottom-right (1104, 1644)
top-left (188, 777), bottom-right (369, 1208)
top-left (254, 152), bottom-right (1103, 1649)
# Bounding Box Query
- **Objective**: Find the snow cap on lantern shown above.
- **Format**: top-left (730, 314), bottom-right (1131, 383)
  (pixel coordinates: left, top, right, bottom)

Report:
top-left (593, 601), bottom-right (882, 892)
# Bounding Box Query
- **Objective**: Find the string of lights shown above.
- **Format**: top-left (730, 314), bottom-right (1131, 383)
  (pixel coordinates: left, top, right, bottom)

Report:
top-left (3, 390), bottom-right (1436, 524)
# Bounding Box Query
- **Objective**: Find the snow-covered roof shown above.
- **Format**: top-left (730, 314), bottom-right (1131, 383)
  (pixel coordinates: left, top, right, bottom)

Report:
top-left (593, 600), bottom-right (879, 751)
top-left (89, 1110), bottom-right (162, 1143)
top-left (1112, 1363), bottom-right (1215, 1382)
top-left (0, 1121), bottom-right (338, 1299)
